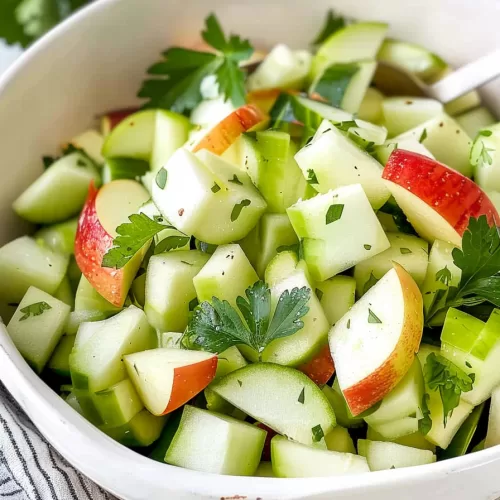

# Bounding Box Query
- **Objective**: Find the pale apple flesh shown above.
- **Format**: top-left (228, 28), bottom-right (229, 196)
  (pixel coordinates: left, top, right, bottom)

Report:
top-left (124, 348), bottom-right (218, 416)
top-left (298, 344), bottom-right (335, 386)
top-left (383, 150), bottom-right (499, 246)
top-left (74, 180), bottom-right (149, 307)
top-left (329, 263), bottom-right (423, 416)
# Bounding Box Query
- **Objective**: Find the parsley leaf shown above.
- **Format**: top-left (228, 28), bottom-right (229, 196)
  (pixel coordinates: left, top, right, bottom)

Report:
top-left (311, 63), bottom-right (359, 108)
top-left (298, 387), bottom-right (305, 404)
top-left (19, 301), bottom-right (52, 321)
top-left (138, 13), bottom-right (252, 112)
top-left (307, 169), bottom-right (319, 185)
top-left (312, 9), bottom-right (346, 46)
top-left (423, 353), bottom-right (474, 426)
top-left (418, 393), bottom-right (432, 435)
top-left (363, 272), bottom-right (379, 295)
top-left (231, 199), bottom-right (251, 222)
top-left (102, 213), bottom-right (175, 269)
top-left (229, 174), bottom-right (243, 185)
top-left (154, 235), bottom-right (190, 254)
top-left (419, 128), bottom-right (428, 143)
top-left (400, 247), bottom-right (412, 255)
top-left (311, 424), bottom-right (324, 442)
top-left (326, 204), bottom-right (344, 224)
top-left (182, 280), bottom-right (310, 357)
top-left (435, 266), bottom-right (452, 286)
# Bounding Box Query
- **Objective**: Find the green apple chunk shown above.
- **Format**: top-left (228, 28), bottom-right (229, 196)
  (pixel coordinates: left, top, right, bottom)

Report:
top-left (75, 275), bottom-right (121, 315)
top-left (94, 378), bottom-right (144, 427)
top-left (271, 435), bottom-right (368, 477)
top-left (193, 244), bottom-right (258, 307)
top-left (69, 305), bottom-right (154, 393)
top-left (48, 335), bottom-right (76, 377)
top-left (366, 426), bottom-right (436, 452)
top-left (0, 236), bottom-right (69, 303)
top-left (204, 388), bottom-right (246, 420)
top-left (211, 363), bottom-right (336, 445)
top-left (315, 276), bottom-right (356, 326)
top-left (358, 88), bottom-right (384, 123)
top-left (152, 148), bottom-right (267, 245)
top-left (214, 346), bottom-right (248, 381)
top-left (165, 405), bottom-right (266, 475)
top-left (322, 381), bottom-right (364, 428)
top-left (388, 113), bottom-right (473, 177)
top-left (354, 232), bottom-right (429, 297)
top-left (294, 119), bottom-right (390, 209)
top-left (13, 153), bottom-right (100, 224)
top-left (324, 426), bottom-right (356, 454)
top-left (35, 217), bottom-right (78, 255)
top-left (287, 184), bottom-right (390, 281)
top-left (456, 106), bottom-right (496, 138)
top-left (7, 287), bottom-right (71, 373)
top-left (375, 137), bottom-right (435, 166)
top-left (145, 250), bottom-right (209, 332)
top-left (65, 310), bottom-right (108, 335)
top-left (357, 439), bottom-right (436, 471)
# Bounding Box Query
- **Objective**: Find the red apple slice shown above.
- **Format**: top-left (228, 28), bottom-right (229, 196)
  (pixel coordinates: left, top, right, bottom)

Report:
top-left (124, 348), bottom-right (218, 416)
top-left (101, 107), bottom-right (139, 137)
top-left (329, 263), bottom-right (423, 416)
top-left (75, 179), bottom-right (150, 307)
top-left (192, 104), bottom-right (269, 155)
top-left (298, 344), bottom-right (335, 386)
top-left (383, 150), bottom-right (499, 246)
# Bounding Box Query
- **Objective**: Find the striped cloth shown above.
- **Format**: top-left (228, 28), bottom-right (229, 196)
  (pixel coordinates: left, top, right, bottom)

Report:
top-left (0, 383), bottom-right (114, 500)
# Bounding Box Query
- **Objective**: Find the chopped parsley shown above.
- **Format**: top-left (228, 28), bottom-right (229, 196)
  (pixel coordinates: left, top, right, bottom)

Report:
top-left (231, 199), bottom-right (251, 222)
top-left (325, 204), bottom-right (344, 224)
top-left (19, 301), bottom-right (52, 321)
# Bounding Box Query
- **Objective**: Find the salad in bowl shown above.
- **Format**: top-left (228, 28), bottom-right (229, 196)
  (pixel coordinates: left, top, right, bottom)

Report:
top-left (1, 9), bottom-right (500, 479)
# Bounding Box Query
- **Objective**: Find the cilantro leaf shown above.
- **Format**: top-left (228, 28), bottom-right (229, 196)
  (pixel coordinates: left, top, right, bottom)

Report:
top-left (311, 63), bottom-right (359, 108)
top-left (307, 169), bottom-right (319, 185)
top-left (312, 10), bottom-right (346, 46)
top-left (19, 301), bottom-right (52, 321)
top-left (182, 280), bottom-right (310, 356)
top-left (418, 393), bottom-right (432, 435)
top-left (435, 266), bottom-right (452, 286)
top-left (423, 353), bottom-right (474, 426)
top-left (311, 424), bottom-right (325, 442)
top-left (102, 213), bottom-right (175, 269)
top-left (419, 128), bottom-right (428, 143)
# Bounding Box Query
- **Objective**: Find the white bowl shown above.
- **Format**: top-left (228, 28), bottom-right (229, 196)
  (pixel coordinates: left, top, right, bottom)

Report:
top-left (1, 1), bottom-right (500, 498)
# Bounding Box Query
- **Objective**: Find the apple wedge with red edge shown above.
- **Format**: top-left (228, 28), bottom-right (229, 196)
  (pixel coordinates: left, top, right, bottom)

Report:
top-left (74, 179), bottom-right (150, 307)
top-left (191, 104), bottom-right (269, 156)
top-left (123, 348), bottom-right (218, 416)
top-left (101, 107), bottom-right (139, 137)
top-left (382, 150), bottom-right (499, 246)
top-left (329, 263), bottom-right (423, 416)
top-left (298, 344), bottom-right (335, 386)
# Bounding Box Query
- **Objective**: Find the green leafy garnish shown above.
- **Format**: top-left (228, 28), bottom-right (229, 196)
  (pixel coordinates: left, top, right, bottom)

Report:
top-left (188, 298), bottom-right (199, 312)
top-left (311, 9), bottom-right (346, 46)
top-left (229, 174), bottom-right (242, 185)
top-left (182, 280), bottom-right (310, 357)
top-left (364, 244), bottom-right (372, 250)
top-left (419, 128), bottom-right (428, 143)
top-left (479, 130), bottom-right (493, 137)
top-left (231, 199), bottom-right (251, 222)
top-left (312, 63), bottom-right (359, 108)
top-left (154, 235), bottom-right (190, 254)
top-left (307, 169), bottom-right (319, 185)
top-left (400, 247), bottom-right (412, 255)
top-left (298, 387), bottom-right (305, 404)
top-left (311, 424), bottom-right (324, 442)
top-left (156, 168), bottom-right (167, 189)
top-left (418, 393), bottom-right (432, 435)
top-left (435, 266), bottom-right (452, 286)
top-left (211, 182), bottom-right (221, 193)
top-left (423, 353), bottom-right (475, 426)
top-left (325, 204), bottom-right (344, 224)
top-left (479, 142), bottom-right (495, 165)
top-left (367, 308), bottom-right (382, 324)
top-left (138, 13), bottom-right (253, 112)
top-left (19, 301), bottom-right (52, 321)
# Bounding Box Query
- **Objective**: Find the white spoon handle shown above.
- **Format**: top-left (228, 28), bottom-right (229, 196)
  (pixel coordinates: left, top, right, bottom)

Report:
top-left (428, 48), bottom-right (500, 103)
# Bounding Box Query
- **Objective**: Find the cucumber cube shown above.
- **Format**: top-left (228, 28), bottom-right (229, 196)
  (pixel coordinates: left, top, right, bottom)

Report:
top-left (54, 276), bottom-right (74, 308)
top-left (354, 232), bottom-right (429, 297)
top-left (287, 184), bottom-right (390, 281)
top-left (145, 250), bottom-right (209, 332)
top-left (366, 426), bottom-right (436, 452)
top-left (324, 426), bottom-right (356, 454)
top-left (214, 346), bottom-right (248, 380)
top-left (294, 119), bottom-right (390, 209)
top-left (165, 405), bottom-right (266, 475)
top-left (7, 287), bottom-right (71, 373)
top-left (48, 334), bottom-right (76, 377)
top-left (204, 388), bottom-right (246, 420)
top-left (315, 276), bottom-right (355, 325)
top-left (34, 217), bottom-right (78, 255)
top-left (456, 106), bottom-right (496, 138)
top-left (13, 153), bottom-right (101, 224)
top-left (0, 236), bottom-right (69, 303)
top-left (75, 275), bottom-right (121, 315)
top-left (65, 310), bottom-right (108, 335)
top-left (152, 148), bottom-right (266, 245)
top-left (271, 435), bottom-right (369, 477)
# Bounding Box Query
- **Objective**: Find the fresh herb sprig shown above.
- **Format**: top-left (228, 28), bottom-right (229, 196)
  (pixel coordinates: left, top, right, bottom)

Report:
top-left (138, 13), bottom-right (253, 113)
top-left (18, 301), bottom-right (52, 321)
top-left (182, 280), bottom-right (311, 358)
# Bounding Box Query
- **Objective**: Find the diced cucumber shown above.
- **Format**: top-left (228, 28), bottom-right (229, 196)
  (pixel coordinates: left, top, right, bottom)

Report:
top-left (54, 276), bottom-right (74, 308)
top-left (456, 107), bottom-right (496, 138)
top-left (69, 306), bottom-right (154, 392)
top-left (315, 275), bottom-right (355, 325)
top-left (322, 382), bottom-right (364, 428)
top-left (35, 217), bottom-right (78, 255)
top-left (152, 148), bottom-right (267, 245)
top-left (73, 389), bottom-right (104, 425)
top-left (193, 244), bottom-right (258, 307)
top-left (366, 426), bottom-right (436, 452)
top-left (102, 110), bottom-right (156, 161)
top-left (151, 110), bottom-right (191, 173)
top-left (165, 405), bottom-right (266, 475)
top-left (211, 363), bottom-right (336, 445)
top-left (94, 378), bottom-right (144, 427)
top-left (214, 346), bottom-right (248, 381)
top-left (204, 388), bottom-right (246, 420)
top-left (102, 158), bottom-right (149, 183)
top-left (157, 331), bottom-right (182, 349)
top-left (324, 426), bottom-right (356, 454)
top-left (73, 318), bottom-right (106, 351)
top-left (389, 113), bottom-right (473, 177)
top-left (358, 87), bottom-right (384, 124)
top-left (364, 359), bottom-right (424, 439)
top-left (346, 119), bottom-right (388, 147)
top-left (354, 232), bottom-right (429, 297)
top-left (247, 44), bottom-right (312, 91)
top-left (470, 123), bottom-right (500, 191)
top-left (417, 344), bottom-right (474, 449)
top-left (293, 94), bottom-right (353, 126)
top-left (264, 250), bottom-right (299, 287)
top-left (67, 129), bottom-right (105, 164)
top-left (13, 153), bottom-right (100, 223)
top-left (74, 275), bottom-right (121, 315)
top-left (145, 250), bottom-right (209, 332)
top-left (311, 22), bottom-right (388, 83)
top-left (357, 439), bottom-right (436, 471)
top-left (294, 120), bottom-right (390, 210)
top-left (238, 214), bottom-right (299, 278)
top-left (130, 273), bottom-right (146, 308)
top-left (48, 335), bottom-right (76, 377)
top-left (374, 137), bottom-right (435, 166)
top-left (287, 184), bottom-right (390, 281)
top-left (101, 409), bottom-right (166, 447)
top-left (485, 385), bottom-right (500, 448)
top-left (382, 97), bottom-right (443, 137)
top-left (65, 310), bottom-right (108, 335)
top-left (7, 287), bottom-right (70, 373)
top-left (376, 39), bottom-right (447, 81)
top-left (271, 435), bottom-right (368, 477)
top-left (149, 409), bottom-right (183, 463)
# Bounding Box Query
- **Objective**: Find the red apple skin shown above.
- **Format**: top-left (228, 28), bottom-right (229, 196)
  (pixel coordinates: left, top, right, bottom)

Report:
top-left (101, 108), bottom-right (139, 136)
top-left (256, 423), bottom-right (277, 462)
top-left (342, 264), bottom-right (423, 416)
top-left (298, 344), bottom-right (335, 386)
top-left (162, 356), bottom-right (218, 415)
top-left (383, 150), bottom-right (499, 235)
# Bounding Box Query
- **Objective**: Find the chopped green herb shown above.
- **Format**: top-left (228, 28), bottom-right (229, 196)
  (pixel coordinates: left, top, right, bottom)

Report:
top-left (19, 301), bottom-right (52, 321)
top-left (229, 174), bottom-right (243, 185)
top-left (480, 142), bottom-right (495, 165)
top-left (363, 272), bottom-right (379, 295)
top-left (231, 199), bottom-right (251, 222)
top-left (347, 319), bottom-right (351, 329)
top-left (419, 128), bottom-right (428, 143)
top-left (479, 129), bottom-right (493, 137)
top-left (154, 235), bottom-right (190, 254)
top-left (465, 361), bottom-right (472, 369)
top-left (311, 424), bottom-right (324, 442)
top-left (325, 204), bottom-right (344, 225)
top-left (211, 182), bottom-right (221, 193)
top-left (237, 379), bottom-right (243, 387)
top-left (418, 393), bottom-right (432, 435)
top-left (312, 63), bottom-right (359, 108)
top-left (42, 156), bottom-right (56, 169)
top-left (435, 266), bottom-right (452, 286)
top-left (364, 244), bottom-right (372, 250)
top-left (189, 297), bottom-right (199, 311)
top-left (298, 387), bottom-right (305, 404)
top-left (315, 288), bottom-right (324, 301)
top-left (400, 247), bottom-right (412, 255)
top-left (181, 260), bottom-right (193, 266)
top-left (368, 308), bottom-right (382, 324)
top-left (307, 169), bottom-right (319, 185)
top-left (156, 168), bottom-right (168, 189)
